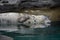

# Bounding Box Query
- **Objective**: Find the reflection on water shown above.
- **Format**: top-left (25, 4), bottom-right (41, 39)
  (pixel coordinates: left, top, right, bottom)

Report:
top-left (0, 22), bottom-right (60, 34)
top-left (0, 22), bottom-right (60, 40)
top-left (0, 24), bottom-right (60, 34)
top-left (0, 26), bottom-right (60, 40)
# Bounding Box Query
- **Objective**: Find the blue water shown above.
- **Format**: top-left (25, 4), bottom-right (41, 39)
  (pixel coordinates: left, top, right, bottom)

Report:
top-left (14, 26), bottom-right (60, 40)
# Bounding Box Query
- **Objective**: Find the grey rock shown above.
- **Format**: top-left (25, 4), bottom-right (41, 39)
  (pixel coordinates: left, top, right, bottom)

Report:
top-left (0, 35), bottom-right (13, 40)
top-left (0, 0), bottom-right (21, 12)
top-left (21, 0), bottom-right (56, 8)
top-left (0, 0), bottom-right (60, 12)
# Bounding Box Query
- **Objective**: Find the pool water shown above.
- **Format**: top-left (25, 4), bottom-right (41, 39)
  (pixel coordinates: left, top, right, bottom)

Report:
top-left (0, 21), bottom-right (60, 40)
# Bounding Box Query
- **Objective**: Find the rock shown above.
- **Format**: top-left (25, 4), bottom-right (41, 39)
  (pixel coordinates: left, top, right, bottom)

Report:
top-left (0, 0), bottom-right (21, 12)
top-left (0, 35), bottom-right (13, 40)
top-left (0, 0), bottom-right (60, 12)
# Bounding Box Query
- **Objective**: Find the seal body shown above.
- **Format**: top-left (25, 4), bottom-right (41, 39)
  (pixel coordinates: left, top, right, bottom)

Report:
top-left (0, 13), bottom-right (51, 32)
top-left (0, 13), bottom-right (19, 24)
top-left (19, 14), bottom-right (51, 28)
top-left (0, 13), bottom-right (19, 32)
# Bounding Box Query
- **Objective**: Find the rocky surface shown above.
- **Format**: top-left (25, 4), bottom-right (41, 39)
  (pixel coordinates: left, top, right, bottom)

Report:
top-left (0, 35), bottom-right (13, 40)
top-left (0, 0), bottom-right (60, 12)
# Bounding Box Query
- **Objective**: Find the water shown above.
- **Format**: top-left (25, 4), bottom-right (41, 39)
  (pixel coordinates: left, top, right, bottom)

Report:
top-left (0, 21), bottom-right (60, 40)
top-left (14, 26), bottom-right (60, 40)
